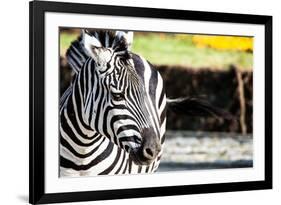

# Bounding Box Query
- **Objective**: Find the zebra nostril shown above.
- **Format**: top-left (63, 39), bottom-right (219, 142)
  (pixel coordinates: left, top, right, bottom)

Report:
top-left (145, 148), bottom-right (154, 157)
top-left (142, 147), bottom-right (155, 160)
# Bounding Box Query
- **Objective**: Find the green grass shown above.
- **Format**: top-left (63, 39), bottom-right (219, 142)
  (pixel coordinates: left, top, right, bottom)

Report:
top-left (60, 32), bottom-right (78, 56)
top-left (60, 31), bottom-right (253, 70)
top-left (132, 33), bottom-right (253, 70)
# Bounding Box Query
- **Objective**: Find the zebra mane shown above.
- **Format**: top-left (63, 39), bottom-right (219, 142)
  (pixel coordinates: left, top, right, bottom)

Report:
top-left (66, 29), bottom-right (132, 74)
top-left (84, 29), bottom-right (130, 51)
top-left (66, 36), bottom-right (88, 74)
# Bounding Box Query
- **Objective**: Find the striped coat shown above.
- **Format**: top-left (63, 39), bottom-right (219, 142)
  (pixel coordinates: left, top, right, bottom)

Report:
top-left (60, 30), bottom-right (167, 177)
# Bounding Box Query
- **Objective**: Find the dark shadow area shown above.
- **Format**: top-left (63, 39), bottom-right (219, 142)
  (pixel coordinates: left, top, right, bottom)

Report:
top-left (158, 65), bottom-right (253, 133)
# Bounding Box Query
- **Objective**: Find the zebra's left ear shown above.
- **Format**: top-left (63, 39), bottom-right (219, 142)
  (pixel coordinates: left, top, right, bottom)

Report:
top-left (115, 31), bottom-right (134, 50)
top-left (82, 29), bottom-right (102, 56)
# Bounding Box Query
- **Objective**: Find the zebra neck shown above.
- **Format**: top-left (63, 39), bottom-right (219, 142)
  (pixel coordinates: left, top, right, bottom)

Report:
top-left (61, 84), bottom-right (95, 138)
top-left (70, 67), bottom-right (97, 132)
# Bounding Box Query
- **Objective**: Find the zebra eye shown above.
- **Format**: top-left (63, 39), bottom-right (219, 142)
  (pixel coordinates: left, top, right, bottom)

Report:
top-left (111, 92), bottom-right (124, 101)
top-left (91, 45), bottom-right (99, 54)
top-left (124, 145), bottom-right (130, 152)
top-left (106, 62), bottom-right (111, 69)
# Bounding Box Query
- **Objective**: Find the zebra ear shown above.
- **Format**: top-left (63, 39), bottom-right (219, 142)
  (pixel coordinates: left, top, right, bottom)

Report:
top-left (115, 31), bottom-right (134, 50)
top-left (82, 29), bottom-right (102, 56)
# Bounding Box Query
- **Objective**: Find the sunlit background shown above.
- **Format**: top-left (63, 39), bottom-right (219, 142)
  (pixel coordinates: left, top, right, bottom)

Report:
top-left (60, 30), bottom-right (253, 69)
top-left (60, 28), bottom-right (253, 172)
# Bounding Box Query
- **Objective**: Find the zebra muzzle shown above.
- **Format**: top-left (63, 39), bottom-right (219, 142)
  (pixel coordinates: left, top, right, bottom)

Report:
top-left (129, 128), bottom-right (161, 165)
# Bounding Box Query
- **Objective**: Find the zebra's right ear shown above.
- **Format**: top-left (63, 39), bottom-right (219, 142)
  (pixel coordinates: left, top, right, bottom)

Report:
top-left (115, 31), bottom-right (134, 50)
top-left (82, 29), bottom-right (102, 56)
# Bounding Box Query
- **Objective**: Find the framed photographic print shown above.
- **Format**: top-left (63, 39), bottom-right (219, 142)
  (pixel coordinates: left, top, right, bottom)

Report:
top-left (29, 0), bottom-right (272, 204)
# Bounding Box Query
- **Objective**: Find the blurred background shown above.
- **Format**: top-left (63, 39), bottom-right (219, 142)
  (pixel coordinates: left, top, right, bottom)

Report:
top-left (60, 28), bottom-right (253, 172)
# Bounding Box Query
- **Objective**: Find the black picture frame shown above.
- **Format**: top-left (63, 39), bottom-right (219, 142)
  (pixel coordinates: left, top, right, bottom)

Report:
top-left (29, 0), bottom-right (272, 204)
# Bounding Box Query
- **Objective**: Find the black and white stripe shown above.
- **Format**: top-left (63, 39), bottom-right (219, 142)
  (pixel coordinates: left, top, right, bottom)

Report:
top-left (60, 30), bottom-right (167, 176)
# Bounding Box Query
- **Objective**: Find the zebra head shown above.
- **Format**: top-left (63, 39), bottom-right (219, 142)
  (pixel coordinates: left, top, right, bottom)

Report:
top-left (80, 29), bottom-right (162, 165)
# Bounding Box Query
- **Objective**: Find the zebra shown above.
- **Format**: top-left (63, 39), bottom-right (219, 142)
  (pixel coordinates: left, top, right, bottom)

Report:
top-left (60, 29), bottom-right (227, 177)
top-left (60, 29), bottom-right (167, 176)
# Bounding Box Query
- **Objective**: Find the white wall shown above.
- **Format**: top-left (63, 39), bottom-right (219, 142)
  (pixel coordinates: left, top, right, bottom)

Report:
top-left (0, 0), bottom-right (280, 204)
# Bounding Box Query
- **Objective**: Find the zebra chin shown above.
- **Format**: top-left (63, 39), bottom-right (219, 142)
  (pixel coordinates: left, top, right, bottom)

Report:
top-left (129, 149), bottom-right (156, 165)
